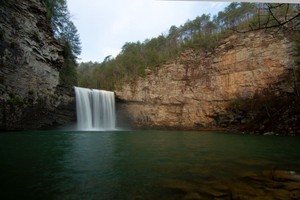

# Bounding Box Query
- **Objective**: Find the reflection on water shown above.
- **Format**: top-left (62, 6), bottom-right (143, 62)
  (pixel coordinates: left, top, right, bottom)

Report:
top-left (0, 130), bottom-right (300, 199)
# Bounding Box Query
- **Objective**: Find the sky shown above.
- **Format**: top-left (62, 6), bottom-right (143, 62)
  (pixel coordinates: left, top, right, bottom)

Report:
top-left (67, 0), bottom-right (230, 63)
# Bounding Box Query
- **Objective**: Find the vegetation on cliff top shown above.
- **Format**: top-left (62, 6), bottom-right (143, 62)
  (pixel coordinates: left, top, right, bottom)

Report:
top-left (43, 0), bottom-right (81, 59)
top-left (43, 0), bottom-right (81, 87)
top-left (78, 3), bottom-right (299, 91)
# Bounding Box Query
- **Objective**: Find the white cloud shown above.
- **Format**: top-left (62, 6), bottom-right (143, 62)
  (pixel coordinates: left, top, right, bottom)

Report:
top-left (67, 0), bottom-right (228, 62)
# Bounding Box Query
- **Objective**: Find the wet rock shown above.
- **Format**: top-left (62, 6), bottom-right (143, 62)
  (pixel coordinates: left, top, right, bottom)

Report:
top-left (284, 182), bottom-right (300, 191)
top-left (263, 170), bottom-right (300, 182)
top-left (228, 170), bottom-right (300, 200)
top-left (158, 170), bottom-right (300, 200)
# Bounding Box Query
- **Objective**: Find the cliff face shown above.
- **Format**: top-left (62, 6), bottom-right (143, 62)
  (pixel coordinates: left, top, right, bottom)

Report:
top-left (116, 30), bottom-right (297, 131)
top-left (0, 0), bottom-right (75, 130)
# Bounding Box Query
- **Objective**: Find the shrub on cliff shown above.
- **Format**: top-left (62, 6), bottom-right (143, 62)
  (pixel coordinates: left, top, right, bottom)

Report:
top-left (77, 3), bottom-right (254, 90)
top-left (43, 0), bottom-right (81, 59)
top-left (60, 56), bottom-right (77, 87)
top-left (43, 0), bottom-right (81, 87)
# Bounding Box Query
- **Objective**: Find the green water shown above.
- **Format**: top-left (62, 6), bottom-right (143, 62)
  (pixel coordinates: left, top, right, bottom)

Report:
top-left (0, 130), bottom-right (299, 200)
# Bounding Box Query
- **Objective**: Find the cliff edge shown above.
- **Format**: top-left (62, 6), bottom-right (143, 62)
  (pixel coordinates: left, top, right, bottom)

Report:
top-left (116, 30), bottom-right (299, 135)
top-left (0, 0), bottom-right (75, 130)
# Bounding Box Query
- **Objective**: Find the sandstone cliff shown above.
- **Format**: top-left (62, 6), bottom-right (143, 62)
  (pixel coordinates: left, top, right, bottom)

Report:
top-left (0, 0), bottom-right (75, 130)
top-left (116, 30), bottom-right (298, 133)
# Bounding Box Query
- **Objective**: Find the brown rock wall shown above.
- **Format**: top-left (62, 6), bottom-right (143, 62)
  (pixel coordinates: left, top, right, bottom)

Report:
top-left (116, 30), bottom-right (296, 129)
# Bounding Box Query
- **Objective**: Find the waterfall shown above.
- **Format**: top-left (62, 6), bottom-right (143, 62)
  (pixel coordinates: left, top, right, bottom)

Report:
top-left (74, 86), bottom-right (116, 130)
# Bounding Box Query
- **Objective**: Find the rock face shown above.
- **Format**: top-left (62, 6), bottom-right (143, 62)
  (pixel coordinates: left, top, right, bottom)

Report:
top-left (0, 0), bottom-right (75, 130)
top-left (116, 30), bottom-right (297, 130)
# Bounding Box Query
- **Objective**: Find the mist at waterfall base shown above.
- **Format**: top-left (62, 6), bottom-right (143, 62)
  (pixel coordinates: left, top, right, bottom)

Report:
top-left (74, 86), bottom-right (117, 131)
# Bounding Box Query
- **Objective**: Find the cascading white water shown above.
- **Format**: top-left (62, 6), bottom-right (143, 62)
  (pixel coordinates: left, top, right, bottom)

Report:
top-left (74, 86), bottom-right (116, 130)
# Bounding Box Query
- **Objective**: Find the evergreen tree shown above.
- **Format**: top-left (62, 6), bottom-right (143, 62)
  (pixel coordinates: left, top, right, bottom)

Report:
top-left (43, 0), bottom-right (81, 87)
top-left (43, 0), bottom-right (81, 59)
top-left (77, 3), bottom-right (299, 91)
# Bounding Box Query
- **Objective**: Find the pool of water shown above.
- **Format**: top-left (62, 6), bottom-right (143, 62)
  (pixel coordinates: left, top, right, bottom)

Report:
top-left (0, 130), bottom-right (300, 199)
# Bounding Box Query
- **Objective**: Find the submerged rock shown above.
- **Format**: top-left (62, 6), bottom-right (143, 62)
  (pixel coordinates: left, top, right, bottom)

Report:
top-left (182, 192), bottom-right (202, 200)
top-left (159, 170), bottom-right (300, 200)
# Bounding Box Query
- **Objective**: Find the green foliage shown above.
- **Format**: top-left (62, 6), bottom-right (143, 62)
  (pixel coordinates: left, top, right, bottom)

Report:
top-left (43, 0), bottom-right (81, 59)
top-left (78, 3), bottom-right (256, 91)
top-left (62, 21), bottom-right (81, 58)
top-left (63, 41), bottom-right (72, 59)
top-left (236, 3), bottom-right (300, 32)
top-left (7, 97), bottom-right (24, 105)
top-left (42, 0), bottom-right (80, 87)
top-left (60, 61), bottom-right (77, 87)
top-left (60, 55), bottom-right (78, 87)
top-left (77, 3), bottom-right (300, 91)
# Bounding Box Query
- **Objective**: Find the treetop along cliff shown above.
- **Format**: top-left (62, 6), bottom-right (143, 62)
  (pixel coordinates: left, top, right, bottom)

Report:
top-left (78, 3), bottom-right (300, 91)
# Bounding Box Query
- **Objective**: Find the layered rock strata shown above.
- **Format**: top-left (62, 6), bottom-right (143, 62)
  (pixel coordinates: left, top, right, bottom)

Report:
top-left (116, 30), bottom-right (297, 130)
top-left (0, 0), bottom-right (75, 130)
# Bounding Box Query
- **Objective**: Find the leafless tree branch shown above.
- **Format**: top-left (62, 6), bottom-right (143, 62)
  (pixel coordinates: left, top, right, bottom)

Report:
top-left (235, 3), bottom-right (300, 33)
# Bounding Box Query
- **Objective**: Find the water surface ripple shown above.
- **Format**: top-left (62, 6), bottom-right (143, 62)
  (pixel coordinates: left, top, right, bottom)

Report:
top-left (0, 130), bottom-right (299, 199)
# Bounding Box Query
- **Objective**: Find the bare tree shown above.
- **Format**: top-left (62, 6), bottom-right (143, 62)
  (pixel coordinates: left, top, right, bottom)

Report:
top-left (236, 3), bottom-right (300, 33)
